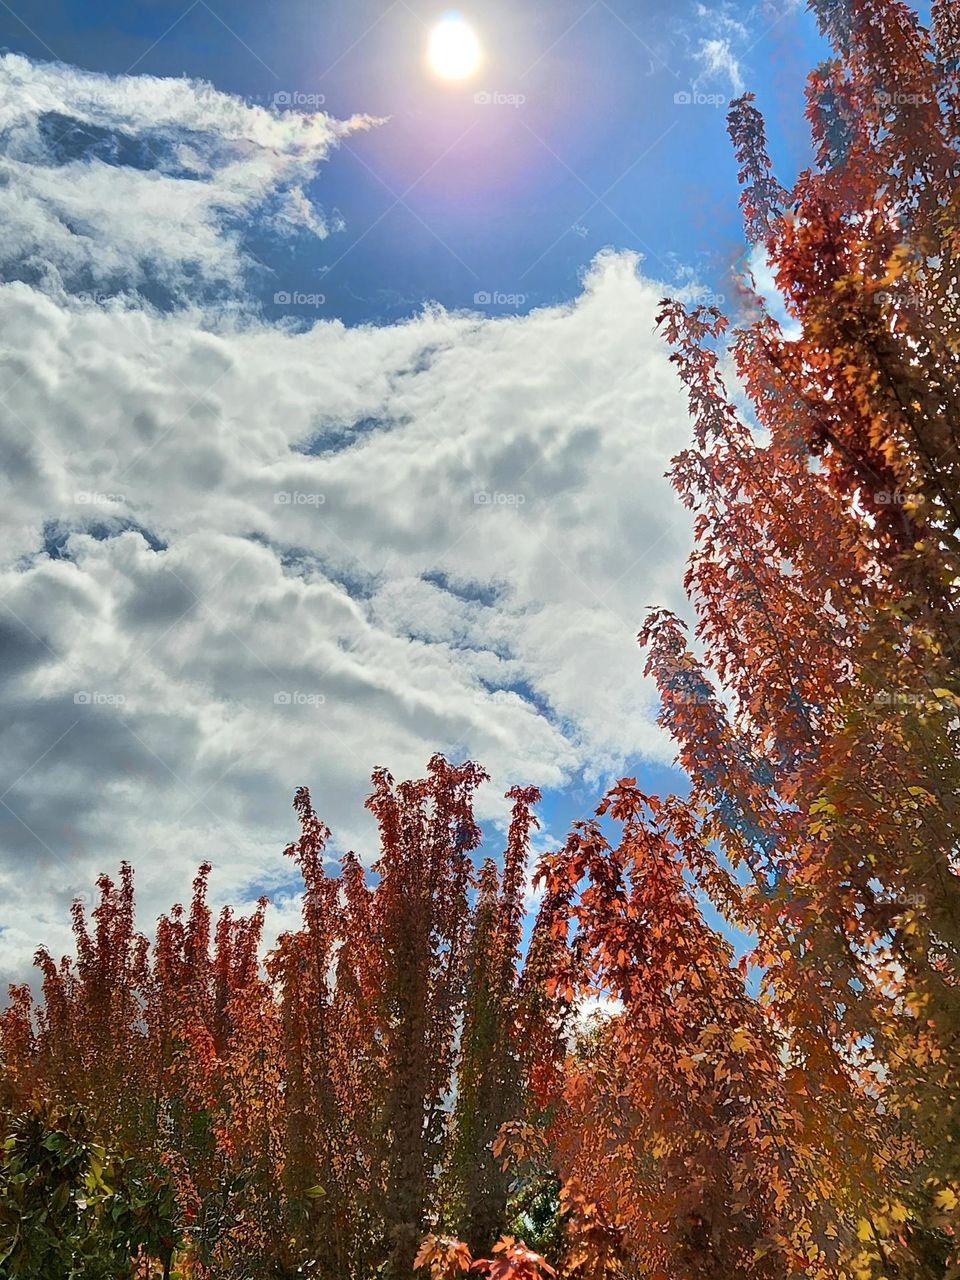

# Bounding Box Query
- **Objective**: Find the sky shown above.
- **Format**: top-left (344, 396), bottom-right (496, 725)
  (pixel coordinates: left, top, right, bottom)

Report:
top-left (0, 0), bottom-right (831, 981)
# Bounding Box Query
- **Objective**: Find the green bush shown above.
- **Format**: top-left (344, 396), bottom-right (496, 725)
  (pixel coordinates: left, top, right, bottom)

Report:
top-left (0, 1099), bottom-right (177, 1279)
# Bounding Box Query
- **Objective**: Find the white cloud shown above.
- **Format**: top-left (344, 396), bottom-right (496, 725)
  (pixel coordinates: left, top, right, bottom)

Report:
top-left (694, 37), bottom-right (745, 95)
top-left (0, 53), bottom-right (379, 296)
top-left (685, 1), bottom-right (801, 97)
top-left (0, 56), bottom-right (697, 983)
top-left (743, 240), bottom-right (800, 338)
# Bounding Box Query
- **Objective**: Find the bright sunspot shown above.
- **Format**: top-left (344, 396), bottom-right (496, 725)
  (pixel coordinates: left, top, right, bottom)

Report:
top-left (427, 15), bottom-right (483, 80)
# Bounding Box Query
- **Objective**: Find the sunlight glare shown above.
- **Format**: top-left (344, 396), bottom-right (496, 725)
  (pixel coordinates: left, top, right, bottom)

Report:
top-left (428, 15), bottom-right (483, 81)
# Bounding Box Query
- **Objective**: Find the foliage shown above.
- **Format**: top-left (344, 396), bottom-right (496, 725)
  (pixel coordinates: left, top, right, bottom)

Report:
top-left (415, 1233), bottom-right (555, 1280)
top-left (536, 782), bottom-right (850, 1279)
top-left (0, 758), bottom-right (566, 1280)
top-left (0, 1098), bottom-right (176, 1279)
top-left (629, 0), bottom-right (960, 1274)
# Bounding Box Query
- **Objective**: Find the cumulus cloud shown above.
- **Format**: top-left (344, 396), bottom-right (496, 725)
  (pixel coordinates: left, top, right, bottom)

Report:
top-left (0, 56), bottom-right (697, 983)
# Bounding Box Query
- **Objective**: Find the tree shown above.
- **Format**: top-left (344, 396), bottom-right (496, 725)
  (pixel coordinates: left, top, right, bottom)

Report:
top-left (0, 758), bottom-right (567, 1280)
top-left (639, 1), bottom-right (960, 1272)
top-left (446, 785), bottom-right (544, 1253)
top-left (273, 758), bottom-right (568, 1280)
top-left (535, 780), bottom-right (864, 1279)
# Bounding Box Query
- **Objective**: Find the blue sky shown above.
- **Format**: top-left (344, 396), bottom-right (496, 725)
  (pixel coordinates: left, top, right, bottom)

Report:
top-left (1, 0), bottom-right (826, 323)
top-left (0, 0), bottom-right (832, 972)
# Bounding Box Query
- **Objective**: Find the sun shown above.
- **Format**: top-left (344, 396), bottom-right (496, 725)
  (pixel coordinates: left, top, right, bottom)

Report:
top-left (427, 15), bottom-right (483, 81)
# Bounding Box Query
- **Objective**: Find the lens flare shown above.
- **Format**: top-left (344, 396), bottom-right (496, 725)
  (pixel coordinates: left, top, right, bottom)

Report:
top-left (428, 16), bottom-right (483, 80)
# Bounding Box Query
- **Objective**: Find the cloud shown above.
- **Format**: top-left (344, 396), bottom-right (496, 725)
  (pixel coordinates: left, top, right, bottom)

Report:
top-left (684, 1), bottom-right (800, 97)
top-left (741, 241), bottom-right (799, 339)
top-left (0, 56), bottom-right (696, 983)
top-left (694, 37), bottom-right (745, 95)
top-left (0, 53), bottom-right (379, 298)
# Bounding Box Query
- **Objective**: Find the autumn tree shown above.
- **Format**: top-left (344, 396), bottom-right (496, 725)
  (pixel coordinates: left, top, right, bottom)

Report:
top-left (0, 758), bottom-right (567, 1280)
top-left (445, 784), bottom-right (544, 1253)
top-left (638, 0), bottom-right (960, 1273)
top-left (273, 757), bottom-right (568, 1280)
top-left (0, 862), bottom-right (275, 1276)
top-left (535, 779), bottom-right (879, 1279)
